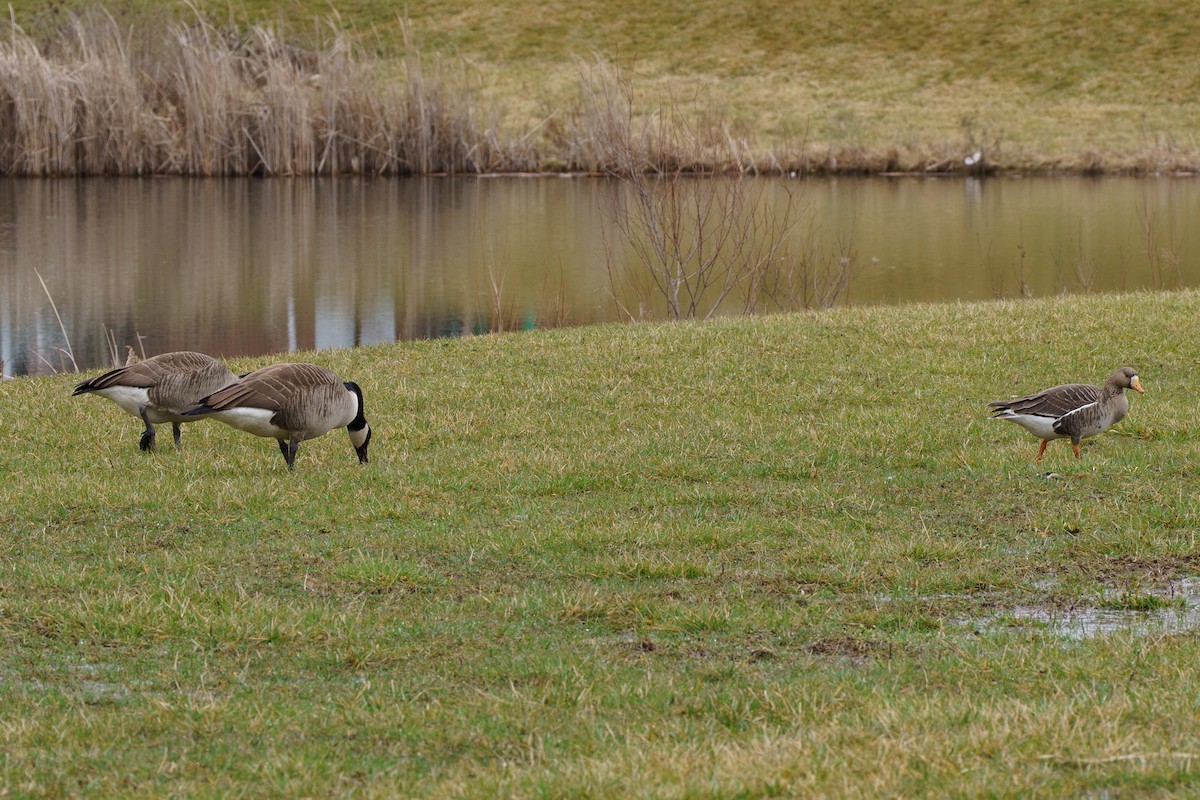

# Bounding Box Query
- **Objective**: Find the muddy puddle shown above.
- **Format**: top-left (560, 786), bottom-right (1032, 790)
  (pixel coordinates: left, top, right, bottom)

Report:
top-left (972, 578), bottom-right (1200, 640)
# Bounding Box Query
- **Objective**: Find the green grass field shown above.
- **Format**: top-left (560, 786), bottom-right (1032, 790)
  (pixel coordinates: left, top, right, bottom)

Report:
top-left (12, 0), bottom-right (1198, 172)
top-left (3, 291), bottom-right (1199, 796)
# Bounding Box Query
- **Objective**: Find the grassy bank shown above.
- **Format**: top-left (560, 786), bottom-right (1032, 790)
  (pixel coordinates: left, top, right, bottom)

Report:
top-left (3, 291), bottom-right (1200, 796)
top-left (1, 1), bottom-right (1197, 174)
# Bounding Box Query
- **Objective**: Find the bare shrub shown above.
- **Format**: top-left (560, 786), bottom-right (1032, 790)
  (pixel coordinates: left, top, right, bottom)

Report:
top-left (1051, 226), bottom-right (1097, 294)
top-left (977, 234), bottom-right (1005, 299)
top-left (603, 173), bottom-right (862, 319)
top-left (589, 60), bottom-right (855, 320)
top-left (472, 246), bottom-right (516, 334)
top-left (605, 175), bottom-right (793, 320)
top-left (1138, 187), bottom-right (1183, 290)
top-left (763, 228), bottom-right (860, 312)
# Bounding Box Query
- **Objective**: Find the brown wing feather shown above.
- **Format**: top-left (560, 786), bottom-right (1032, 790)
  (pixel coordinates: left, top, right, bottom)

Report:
top-left (275, 382), bottom-right (350, 434)
top-left (77, 362), bottom-right (159, 391)
top-left (75, 351), bottom-right (226, 392)
top-left (199, 363), bottom-right (341, 412)
top-left (154, 351), bottom-right (225, 372)
top-left (988, 383), bottom-right (1099, 419)
top-left (151, 357), bottom-right (235, 410)
top-left (199, 378), bottom-right (282, 412)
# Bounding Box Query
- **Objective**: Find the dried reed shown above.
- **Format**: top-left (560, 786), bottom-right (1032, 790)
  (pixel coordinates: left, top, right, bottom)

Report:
top-left (0, 13), bottom-right (808, 177)
top-left (33, 268), bottom-right (78, 372)
top-left (0, 11), bottom-right (524, 176)
top-left (0, 10), bottom-right (1196, 176)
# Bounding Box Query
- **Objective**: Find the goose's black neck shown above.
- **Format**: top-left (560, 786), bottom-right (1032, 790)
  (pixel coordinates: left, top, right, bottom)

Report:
top-left (345, 382), bottom-right (368, 431)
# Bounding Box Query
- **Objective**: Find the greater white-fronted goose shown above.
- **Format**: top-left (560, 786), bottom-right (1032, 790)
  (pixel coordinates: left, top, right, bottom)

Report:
top-left (185, 362), bottom-right (371, 471)
top-left (988, 366), bottom-right (1144, 462)
top-left (72, 351), bottom-right (238, 451)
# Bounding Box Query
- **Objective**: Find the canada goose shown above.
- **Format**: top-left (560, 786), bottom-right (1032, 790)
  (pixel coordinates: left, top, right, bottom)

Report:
top-left (988, 367), bottom-right (1144, 462)
top-left (72, 350), bottom-right (238, 452)
top-left (185, 362), bottom-right (371, 470)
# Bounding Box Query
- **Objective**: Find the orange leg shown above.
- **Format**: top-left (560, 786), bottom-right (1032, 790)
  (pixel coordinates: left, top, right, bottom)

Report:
top-left (1071, 442), bottom-right (1081, 459)
top-left (1035, 439), bottom-right (1048, 463)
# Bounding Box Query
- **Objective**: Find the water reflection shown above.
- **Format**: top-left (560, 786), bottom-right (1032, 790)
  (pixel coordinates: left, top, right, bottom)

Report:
top-left (974, 578), bottom-right (1200, 640)
top-left (1, 176), bottom-right (1198, 376)
top-left (1, 178), bottom-right (617, 375)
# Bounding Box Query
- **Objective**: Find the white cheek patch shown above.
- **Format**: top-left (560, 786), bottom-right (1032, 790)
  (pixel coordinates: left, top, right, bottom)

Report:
top-left (94, 385), bottom-right (151, 418)
top-left (348, 424), bottom-right (371, 449)
top-left (211, 407), bottom-right (285, 439)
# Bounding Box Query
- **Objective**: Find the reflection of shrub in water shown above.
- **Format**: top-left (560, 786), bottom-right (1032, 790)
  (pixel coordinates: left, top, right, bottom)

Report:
top-left (1139, 189), bottom-right (1184, 291)
top-left (601, 173), bottom-right (860, 320)
top-left (585, 65), bottom-right (858, 320)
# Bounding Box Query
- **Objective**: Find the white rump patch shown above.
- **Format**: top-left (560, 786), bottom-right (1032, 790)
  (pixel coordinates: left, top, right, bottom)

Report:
top-left (211, 407), bottom-right (285, 439)
top-left (997, 411), bottom-right (1062, 439)
top-left (94, 385), bottom-right (151, 418)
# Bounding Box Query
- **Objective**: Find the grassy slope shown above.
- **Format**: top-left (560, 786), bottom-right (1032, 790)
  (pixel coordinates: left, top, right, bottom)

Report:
top-left (3, 292), bottom-right (1200, 796)
top-left (16, 0), bottom-right (1199, 170)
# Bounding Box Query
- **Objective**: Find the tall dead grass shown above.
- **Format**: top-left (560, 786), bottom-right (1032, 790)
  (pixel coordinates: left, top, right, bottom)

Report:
top-left (564, 55), bottom-right (774, 176)
top-left (11, 11), bottom-right (1186, 177)
top-left (0, 13), bottom-right (817, 177)
top-left (0, 11), bottom-right (534, 176)
top-left (2, 11), bottom-right (1135, 178)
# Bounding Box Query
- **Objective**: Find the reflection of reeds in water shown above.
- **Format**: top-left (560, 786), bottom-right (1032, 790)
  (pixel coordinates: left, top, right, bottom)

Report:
top-left (7, 176), bottom-right (1196, 374)
top-left (2, 179), bottom-right (617, 375)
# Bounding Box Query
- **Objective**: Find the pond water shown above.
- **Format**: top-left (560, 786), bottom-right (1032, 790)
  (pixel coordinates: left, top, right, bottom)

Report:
top-left (2, 175), bottom-right (1198, 376)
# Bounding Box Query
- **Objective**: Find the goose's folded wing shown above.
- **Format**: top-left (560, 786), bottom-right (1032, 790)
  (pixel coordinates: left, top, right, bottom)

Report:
top-left (989, 383), bottom-right (1099, 419)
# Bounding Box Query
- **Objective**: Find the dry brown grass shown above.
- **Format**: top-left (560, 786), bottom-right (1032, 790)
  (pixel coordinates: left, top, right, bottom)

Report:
top-left (0, 12), bottom-right (534, 176)
top-left (1, 7), bottom-right (1197, 176)
top-left (0, 11), bottom-right (743, 176)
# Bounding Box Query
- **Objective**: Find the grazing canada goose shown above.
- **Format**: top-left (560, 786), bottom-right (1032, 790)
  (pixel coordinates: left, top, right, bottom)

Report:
top-left (988, 367), bottom-right (1144, 463)
top-left (185, 362), bottom-right (371, 471)
top-left (72, 350), bottom-right (238, 452)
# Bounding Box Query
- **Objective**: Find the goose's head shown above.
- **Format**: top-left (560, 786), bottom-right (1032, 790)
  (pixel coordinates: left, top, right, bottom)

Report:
top-left (1111, 367), bottom-right (1144, 395)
